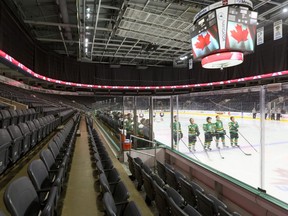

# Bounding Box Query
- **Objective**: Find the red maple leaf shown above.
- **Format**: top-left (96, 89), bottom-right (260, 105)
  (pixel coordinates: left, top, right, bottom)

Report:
top-left (195, 33), bottom-right (211, 50)
top-left (230, 24), bottom-right (249, 43)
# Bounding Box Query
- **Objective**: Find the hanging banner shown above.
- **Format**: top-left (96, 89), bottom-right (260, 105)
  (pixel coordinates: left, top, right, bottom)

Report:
top-left (257, 27), bottom-right (264, 45)
top-left (273, 20), bottom-right (282, 40)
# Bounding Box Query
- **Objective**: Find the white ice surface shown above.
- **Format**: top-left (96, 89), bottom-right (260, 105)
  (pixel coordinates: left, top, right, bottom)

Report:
top-left (152, 114), bottom-right (288, 204)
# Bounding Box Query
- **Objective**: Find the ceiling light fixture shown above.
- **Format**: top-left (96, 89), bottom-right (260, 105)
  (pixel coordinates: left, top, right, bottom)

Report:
top-left (283, 8), bottom-right (288, 13)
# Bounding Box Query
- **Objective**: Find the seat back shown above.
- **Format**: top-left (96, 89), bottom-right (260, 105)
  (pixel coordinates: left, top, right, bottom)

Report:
top-left (0, 128), bottom-right (12, 174)
top-left (183, 204), bottom-right (202, 216)
top-left (168, 197), bottom-right (188, 216)
top-left (126, 153), bottom-right (135, 178)
top-left (179, 177), bottom-right (198, 207)
top-left (153, 180), bottom-right (170, 216)
top-left (8, 109), bottom-right (18, 125)
top-left (157, 161), bottom-right (166, 182)
top-left (166, 186), bottom-right (185, 208)
top-left (40, 149), bottom-right (56, 171)
top-left (113, 181), bottom-right (129, 202)
top-left (7, 125), bottom-right (25, 157)
top-left (208, 194), bottom-right (227, 214)
top-left (15, 110), bottom-right (24, 124)
top-left (151, 173), bottom-right (166, 188)
top-left (48, 141), bottom-right (60, 160)
top-left (99, 173), bottom-right (111, 194)
top-left (166, 167), bottom-right (179, 191)
top-left (196, 189), bottom-right (215, 216)
top-left (32, 119), bottom-right (42, 141)
top-left (133, 160), bottom-right (143, 190)
top-left (142, 170), bottom-right (155, 202)
top-left (28, 159), bottom-right (50, 191)
top-left (142, 163), bottom-right (152, 175)
top-left (24, 121), bottom-right (37, 147)
top-left (123, 201), bottom-right (142, 216)
top-left (4, 176), bottom-right (40, 216)
top-left (0, 110), bottom-right (11, 128)
top-left (103, 192), bottom-right (117, 216)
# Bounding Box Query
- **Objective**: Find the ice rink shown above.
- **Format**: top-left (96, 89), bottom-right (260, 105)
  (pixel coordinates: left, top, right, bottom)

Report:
top-left (151, 112), bottom-right (288, 204)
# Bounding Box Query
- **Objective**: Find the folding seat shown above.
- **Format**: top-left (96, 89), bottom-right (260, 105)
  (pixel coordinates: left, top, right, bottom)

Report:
top-left (153, 180), bottom-right (171, 216)
top-left (179, 177), bottom-right (199, 208)
top-left (4, 176), bottom-right (57, 216)
top-left (151, 173), bottom-right (166, 188)
top-left (218, 206), bottom-right (234, 216)
top-left (166, 167), bottom-right (180, 191)
top-left (122, 201), bottom-right (142, 216)
top-left (7, 125), bottom-right (24, 160)
top-left (166, 186), bottom-right (185, 208)
top-left (40, 149), bottom-right (66, 183)
top-left (195, 189), bottom-right (216, 216)
top-left (37, 118), bottom-right (47, 139)
top-left (0, 129), bottom-right (12, 174)
top-left (0, 110), bottom-right (11, 128)
top-left (27, 159), bottom-right (61, 203)
top-left (22, 109), bottom-right (30, 122)
top-left (207, 194), bottom-right (227, 215)
top-left (168, 197), bottom-right (201, 216)
top-left (32, 119), bottom-right (43, 142)
top-left (157, 160), bottom-right (166, 182)
top-left (99, 174), bottom-right (129, 213)
top-left (44, 116), bottom-right (52, 134)
top-left (28, 108), bottom-right (36, 120)
top-left (15, 109), bottom-right (24, 124)
top-left (133, 159), bottom-right (144, 190)
top-left (25, 121), bottom-right (38, 147)
top-left (183, 205), bottom-right (202, 216)
top-left (142, 170), bottom-right (155, 205)
top-left (48, 141), bottom-right (69, 168)
top-left (96, 160), bottom-right (114, 175)
top-left (8, 109), bottom-right (18, 125)
top-left (142, 163), bottom-right (152, 175)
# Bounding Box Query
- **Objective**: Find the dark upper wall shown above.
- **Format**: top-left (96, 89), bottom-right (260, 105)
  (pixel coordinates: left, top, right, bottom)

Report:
top-left (0, 1), bottom-right (287, 87)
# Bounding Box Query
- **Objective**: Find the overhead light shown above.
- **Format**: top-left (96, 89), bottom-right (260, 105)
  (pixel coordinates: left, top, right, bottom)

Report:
top-left (283, 8), bottom-right (288, 13)
top-left (86, 7), bottom-right (90, 12)
top-left (180, 56), bottom-right (188, 61)
top-left (86, 26), bottom-right (90, 30)
top-left (86, 13), bottom-right (90, 19)
top-left (85, 38), bottom-right (88, 47)
top-left (85, 48), bottom-right (88, 53)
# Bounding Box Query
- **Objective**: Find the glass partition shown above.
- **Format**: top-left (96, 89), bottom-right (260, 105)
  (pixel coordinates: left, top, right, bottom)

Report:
top-left (264, 84), bottom-right (288, 204)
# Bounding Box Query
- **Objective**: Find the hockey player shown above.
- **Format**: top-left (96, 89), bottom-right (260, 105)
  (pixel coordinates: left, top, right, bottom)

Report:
top-left (228, 116), bottom-right (239, 147)
top-left (203, 117), bottom-right (214, 150)
top-left (188, 118), bottom-right (200, 151)
top-left (215, 115), bottom-right (227, 148)
top-left (160, 111), bottom-right (164, 121)
top-left (172, 115), bottom-right (183, 149)
top-left (252, 108), bottom-right (257, 119)
top-left (124, 113), bottom-right (133, 139)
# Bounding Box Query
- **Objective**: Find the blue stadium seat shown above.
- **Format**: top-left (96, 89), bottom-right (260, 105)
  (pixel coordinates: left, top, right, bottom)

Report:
top-left (0, 110), bottom-right (11, 128)
top-left (0, 129), bottom-right (12, 174)
top-left (7, 125), bottom-right (24, 160)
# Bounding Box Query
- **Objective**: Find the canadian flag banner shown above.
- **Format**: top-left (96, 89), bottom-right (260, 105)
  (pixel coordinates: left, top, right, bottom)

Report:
top-left (274, 20), bottom-right (282, 40)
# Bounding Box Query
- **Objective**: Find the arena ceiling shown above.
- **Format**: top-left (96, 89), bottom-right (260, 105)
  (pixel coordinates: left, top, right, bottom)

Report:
top-left (5, 0), bottom-right (288, 68)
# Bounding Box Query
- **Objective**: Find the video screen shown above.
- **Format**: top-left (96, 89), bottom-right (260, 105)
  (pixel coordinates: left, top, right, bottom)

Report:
top-left (225, 7), bottom-right (257, 52)
top-left (191, 11), bottom-right (220, 59)
top-left (191, 25), bottom-right (220, 59)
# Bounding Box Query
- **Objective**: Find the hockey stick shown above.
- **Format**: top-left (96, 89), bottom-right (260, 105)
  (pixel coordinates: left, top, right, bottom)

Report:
top-left (197, 136), bottom-right (210, 159)
top-left (180, 139), bottom-right (200, 161)
top-left (225, 134), bottom-right (252, 156)
top-left (238, 131), bottom-right (257, 152)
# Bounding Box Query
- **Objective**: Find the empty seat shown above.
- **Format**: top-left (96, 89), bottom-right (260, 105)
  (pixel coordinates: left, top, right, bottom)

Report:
top-left (38, 117), bottom-right (47, 138)
top-left (15, 110), bottom-right (24, 124)
top-left (8, 109), bottom-right (18, 125)
top-left (4, 176), bottom-right (57, 216)
top-left (22, 109), bottom-right (30, 122)
top-left (142, 170), bottom-right (155, 205)
top-left (168, 197), bottom-right (201, 216)
top-left (18, 122), bottom-right (32, 151)
top-left (27, 108), bottom-right (36, 120)
top-left (153, 180), bottom-right (171, 216)
top-left (179, 177), bottom-right (198, 207)
top-left (166, 186), bottom-right (185, 208)
top-left (25, 121), bottom-right (38, 147)
top-left (157, 160), bottom-right (166, 182)
top-left (7, 125), bottom-right (24, 160)
top-left (32, 119), bottom-right (43, 142)
top-left (0, 129), bottom-right (12, 174)
top-left (166, 167), bottom-right (180, 191)
top-left (196, 189), bottom-right (216, 216)
top-left (28, 159), bottom-right (61, 203)
top-left (126, 153), bottom-right (136, 180)
top-left (208, 194), bottom-right (227, 215)
top-left (219, 206), bottom-right (233, 216)
top-left (0, 110), bottom-right (11, 128)
top-left (122, 201), bottom-right (142, 216)
top-left (133, 159), bottom-right (144, 190)
top-left (151, 173), bottom-right (166, 188)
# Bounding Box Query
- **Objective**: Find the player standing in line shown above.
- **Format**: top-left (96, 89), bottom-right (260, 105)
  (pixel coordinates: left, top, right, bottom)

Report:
top-left (124, 113), bottom-right (133, 139)
top-left (215, 115), bottom-right (227, 148)
top-left (252, 108), bottom-right (257, 119)
top-left (188, 118), bottom-right (200, 151)
top-left (172, 115), bottom-right (183, 149)
top-left (203, 117), bottom-right (214, 151)
top-left (228, 116), bottom-right (239, 147)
